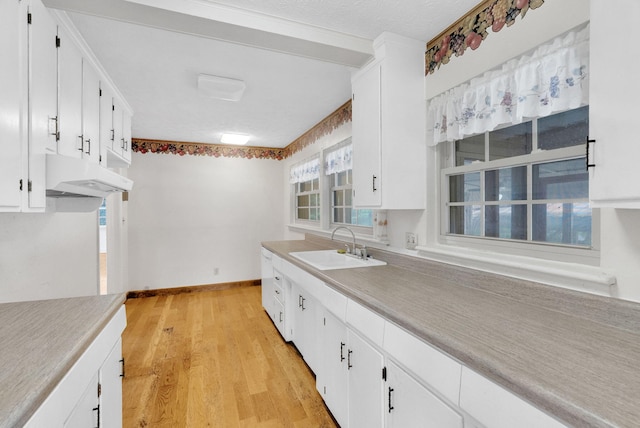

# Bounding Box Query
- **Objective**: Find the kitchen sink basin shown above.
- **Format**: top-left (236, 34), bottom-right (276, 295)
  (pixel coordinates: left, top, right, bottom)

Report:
top-left (289, 250), bottom-right (387, 270)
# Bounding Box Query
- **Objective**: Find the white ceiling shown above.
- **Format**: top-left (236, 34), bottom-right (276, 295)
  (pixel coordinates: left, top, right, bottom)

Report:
top-left (43, 0), bottom-right (479, 148)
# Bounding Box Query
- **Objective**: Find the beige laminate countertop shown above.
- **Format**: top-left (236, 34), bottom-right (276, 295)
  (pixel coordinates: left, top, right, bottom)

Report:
top-left (0, 293), bottom-right (126, 428)
top-left (263, 239), bottom-right (640, 428)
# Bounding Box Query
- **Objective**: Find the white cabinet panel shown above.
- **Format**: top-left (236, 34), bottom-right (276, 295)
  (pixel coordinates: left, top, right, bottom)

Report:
top-left (351, 33), bottom-right (426, 210)
top-left (319, 310), bottom-right (349, 427)
top-left (27, 0), bottom-right (58, 210)
top-left (386, 360), bottom-right (463, 428)
top-left (261, 248), bottom-right (274, 316)
top-left (588, 0), bottom-right (640, 208)
top-left (352, 63), bottom-right (382, 207)
top-left (291, 282), bottom-right (319, 373)
top-left (347, 328), bottom-right (384, 428)
top-left (64, 372), bottom-right (99, 428)
top-left (459, 367), bottom-right (566, 428)
top-left (0, 0), bottom-right (24, 211)
top-left (82, 59), bottom-right (101, 164)
top-left (100, 337), bottom-right (123, 428)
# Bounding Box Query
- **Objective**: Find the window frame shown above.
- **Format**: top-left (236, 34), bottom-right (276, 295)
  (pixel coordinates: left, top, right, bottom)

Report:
top-left (438, 110), bottom-right (600, 265)
top-left (294, 177), bottom-right (320, 224)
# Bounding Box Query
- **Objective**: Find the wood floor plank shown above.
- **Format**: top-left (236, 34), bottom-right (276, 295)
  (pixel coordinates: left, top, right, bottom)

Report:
top-left (122, 286), bottom-right (337, 427)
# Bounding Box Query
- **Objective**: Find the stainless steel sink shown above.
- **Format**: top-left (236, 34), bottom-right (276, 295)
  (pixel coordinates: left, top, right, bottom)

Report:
top-left (289, 250), bottom-right (387, 270)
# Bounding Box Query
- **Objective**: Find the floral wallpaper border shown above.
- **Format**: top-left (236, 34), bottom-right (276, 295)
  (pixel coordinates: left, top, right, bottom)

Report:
top-left (425, 0), bottom-right (544, 75)
top-left (132, 100), bottom-right (352, 161)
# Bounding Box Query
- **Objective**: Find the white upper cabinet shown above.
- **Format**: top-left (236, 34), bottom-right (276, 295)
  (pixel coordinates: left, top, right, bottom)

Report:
top-left (0, 0), bottom-right (25, 212)
top-left (589, 0), bottom-right (640, 208)
top-left (351, 32), bottom-right (426, 209)
top-left (0, 0), bottom-right (133, 213)
top-left (0, 0), bottom-right (56, 212)
top-left (82, 58), bottom-right (101, 164)
top-left (104, 96), bottom-right (132, 168)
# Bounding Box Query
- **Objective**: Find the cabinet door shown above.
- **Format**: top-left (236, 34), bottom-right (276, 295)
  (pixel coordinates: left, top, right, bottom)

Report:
top-left (386, 360), bottom-right (463, 428)
top-left (0, 0), bottom-right (24, 211)
top-left (320, 310), bottom-right (349, 428)
top-left (99, 84), bottom-right (113, 166)
top-left (352, 63), bottom-right (382, 208)
top-left (273, 297), bottom-right (286, 338)
top-left (63, 372), bottom-right (99, 428)
top-left (27, 0), bottom-right (58, 210)
top-left (113, 100), bottom-right (124, 155)
top-left (57, 26), bottom-right (83, 158)
top-left (100, 337), bottom-right (123, 428)
top-left (348, 329), bottom-right (384, 428)
top-left (292, 284), bottom-right (318, 373)
top-left (122, 110), bottom-right (132, 163)
top-left (82, 59), bottom-right (101, 163)
top-left (589, 0), bottom-right (640, 208)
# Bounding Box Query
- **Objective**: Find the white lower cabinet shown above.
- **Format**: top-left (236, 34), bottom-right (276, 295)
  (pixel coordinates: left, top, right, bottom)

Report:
top-left (262, 248), bottom-right (563, 428)
top-left (320, 310), bottom-right (349, 427)
top-left (25, 306), bottom-right (126, 428)
top-left (347, 328), bottom-right (385, 428)
top-left (291, 281), bottom-right (319, 373)
top-left (319, 309), bottom-right (384, 428)
top-left (260, 248), bottom-right (274, 318)
top-left (64, 372), bottom-right (100, 427)
top-left (386, 360), bottom-right (463, 428)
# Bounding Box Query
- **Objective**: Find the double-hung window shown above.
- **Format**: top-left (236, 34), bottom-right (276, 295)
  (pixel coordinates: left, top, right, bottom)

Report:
top-left (325, 141), bottom-right (373, 231)
top-left (291, 157), bottom-right (320, 223)
top-left (428, 24), bottom-right (593, 259)
top-left (444, 106), bottom-right (591, 247)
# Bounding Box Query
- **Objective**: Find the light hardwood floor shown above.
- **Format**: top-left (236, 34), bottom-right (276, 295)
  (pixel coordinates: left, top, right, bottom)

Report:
top-left (122, 286), bottom-right (338, 427)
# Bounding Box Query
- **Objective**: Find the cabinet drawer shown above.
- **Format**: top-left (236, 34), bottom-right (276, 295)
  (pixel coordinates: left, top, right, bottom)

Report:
top-left (383, 321), bottom-right (461, 405)
top-left (346, 299), bottom-right (385, 348)
top-left (459, 367), bottom-right (566, 428)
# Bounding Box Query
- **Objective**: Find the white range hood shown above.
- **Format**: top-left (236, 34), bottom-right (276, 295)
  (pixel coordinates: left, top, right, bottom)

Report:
top-left (46, 154), bottom-right (133, 211)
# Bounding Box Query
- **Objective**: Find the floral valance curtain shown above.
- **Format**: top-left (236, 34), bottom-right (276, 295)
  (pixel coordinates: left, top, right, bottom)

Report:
top-left (289, 156), bottom-right (320, 184)
top-left (324, 144), bottom-right (352, 176)
top-left (427, 24), bottom-right (589, 146)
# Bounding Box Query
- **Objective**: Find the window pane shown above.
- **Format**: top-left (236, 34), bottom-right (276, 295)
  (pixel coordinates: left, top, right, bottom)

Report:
top-left (357, 209), bottom-right (373, 227)
top-left (485, 205), bottom-right (527, 240)
top-left (449, 205), bottom-right (481, 236)
top-left (347, 170), bottom-right (353, 185)
top-left (455, 134), bottom-right (484, 166)
top-left (533, 158), bottom-right (588, 200)
top-left (344, 208), bottom-right (352, 224)
top-left (334, 189), bottom-right (344, 206)
top-left (312, 178), bottom-right (319, 190)
top-left (310, 193), bottom-right (318, 207)
top-left (450, 173), bottom-right (481, 203)
top-left (297, 194), bottom-right (309, 208)
top-left (299, 181), bottom-right (310, 192)
top-left (345, 189), bottom-right (352, 206)
top-left (538, 106), bottom-right (588, 150)
top-left (337, 171), bottom-right (348, 186)
top-left (310, 208), bottom-right (320, 221)
top-left (334, 208), bottom-right (344, 223)
top-left (485, 166), bottom-right (527, 201)
top-left (297, 208), bottom-right (309, 220)
top-left (533, 203), bottom-right (591, 246)
top-left (489, 122), bottom-right (532, 160)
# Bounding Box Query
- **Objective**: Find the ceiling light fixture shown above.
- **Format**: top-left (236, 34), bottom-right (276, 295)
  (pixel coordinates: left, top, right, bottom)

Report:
top-left (221, 133), bottom-right (250, 146)
top-left (197, 74), bottom-right (246, 101)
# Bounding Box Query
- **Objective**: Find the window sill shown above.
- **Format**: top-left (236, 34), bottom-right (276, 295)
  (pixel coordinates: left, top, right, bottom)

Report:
top-left (287, 223), bottom-right (389, 248)
top-left (414, 243), bottom-right (616, 297)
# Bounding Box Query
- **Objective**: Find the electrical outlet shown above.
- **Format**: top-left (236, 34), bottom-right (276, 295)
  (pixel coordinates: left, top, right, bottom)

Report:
top-left (405, 232), bottom-right (417, 250)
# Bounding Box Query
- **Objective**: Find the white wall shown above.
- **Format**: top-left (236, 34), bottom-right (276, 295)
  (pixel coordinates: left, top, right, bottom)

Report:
top-left (127, 151), bottom-right (284, 290)
top-left (0, 212), bottom-right (99, 303)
